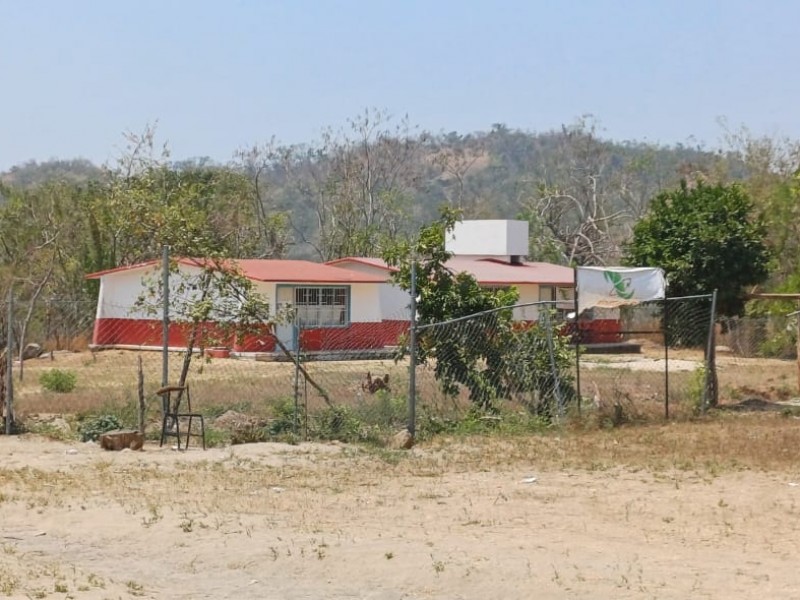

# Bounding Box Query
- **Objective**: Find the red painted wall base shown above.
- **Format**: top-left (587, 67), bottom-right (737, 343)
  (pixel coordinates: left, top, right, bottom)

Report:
top-left (92, 318), bottom-right (409, 352)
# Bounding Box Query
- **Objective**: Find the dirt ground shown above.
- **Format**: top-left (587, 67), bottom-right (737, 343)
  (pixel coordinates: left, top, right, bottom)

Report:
top-left (2, 432), bottom-right (800, 600)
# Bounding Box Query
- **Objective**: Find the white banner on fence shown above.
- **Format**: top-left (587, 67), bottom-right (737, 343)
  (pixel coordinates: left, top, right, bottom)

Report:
top-left (576, 266), bottom-right (666, 313)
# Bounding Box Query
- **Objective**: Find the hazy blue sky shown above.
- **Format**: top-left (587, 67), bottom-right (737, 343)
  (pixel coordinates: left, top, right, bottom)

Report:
top-left (2, 0), bottom-right (798, 170)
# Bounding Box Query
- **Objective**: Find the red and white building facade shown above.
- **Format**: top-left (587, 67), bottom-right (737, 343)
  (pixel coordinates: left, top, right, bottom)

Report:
top-left (86, 259), bottom-right (408, 353)
top-left (86, 220), bottom-right (620, 354)
top-left (329, 219), bottom-right (576, 322)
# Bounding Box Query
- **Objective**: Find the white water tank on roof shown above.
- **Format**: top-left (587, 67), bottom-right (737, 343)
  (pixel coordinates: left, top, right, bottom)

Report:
top-left (445, 220), bottom-right (529, 259)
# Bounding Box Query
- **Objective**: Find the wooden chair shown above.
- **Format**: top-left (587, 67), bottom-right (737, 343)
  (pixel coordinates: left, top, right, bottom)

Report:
top-left (157, 384), bottom-right (206, 450)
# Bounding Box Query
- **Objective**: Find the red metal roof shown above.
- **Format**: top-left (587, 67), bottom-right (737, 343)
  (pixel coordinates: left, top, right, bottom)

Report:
top-left (326, 257), bottom-right (398, 272)
top-left (328, 256), bottom-right (574, 286)
top-left (446, 257), bottom-right (574, 286)
top-left (233, 260), bottom-right (386, 283)
top-left (85, 258), bottom-right (387, 284)
top-left (87, 256), bottom-right (573, 286)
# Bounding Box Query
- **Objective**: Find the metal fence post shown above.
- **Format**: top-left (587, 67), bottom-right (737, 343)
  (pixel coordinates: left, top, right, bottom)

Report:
top-left (162, 246), bottom-right (170, 387)
top-left (294, 321), bottom-right (301, 436)
top-left (5, 289), bottom-right (14, 435)
top-left (161, 245), bottom-right (170, 421)
top-left (703, 290), bottom-right (718, 411)
top-left (664, 292), bottom-right (670, 419)
top-left (408, 260), bottom-right (417, 438)
top-left (573, 267), bottom-right (581, 415)
top-left (542, 306), bottom-right (564, 420)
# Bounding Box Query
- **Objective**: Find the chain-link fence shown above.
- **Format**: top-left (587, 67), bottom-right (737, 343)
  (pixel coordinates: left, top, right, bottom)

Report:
top-left (1, 296), bottom-right (416, 442)
top-left (13, 290), bottom-right (798, 442)
top-left (575, 294), bottom-right (716, 421)
top-left (714, 314), bottom-right (800, 405)
top-left (412, 302), bottom-right (573, 425)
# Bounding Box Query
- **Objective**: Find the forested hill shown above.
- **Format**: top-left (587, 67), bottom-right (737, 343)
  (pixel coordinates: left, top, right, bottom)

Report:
top-left (1, 158), bottom-right (103, 188)
top-left (1, 118), bottom-right (730, 267)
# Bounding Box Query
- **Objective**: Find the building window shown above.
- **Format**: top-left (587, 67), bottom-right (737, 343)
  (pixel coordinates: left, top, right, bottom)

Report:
top-left (294, 286), bottom-right (348, 328)
top-left (539, 286), bottom-right (574, 305)
top-left (539, 285), bottom-right (575, 319)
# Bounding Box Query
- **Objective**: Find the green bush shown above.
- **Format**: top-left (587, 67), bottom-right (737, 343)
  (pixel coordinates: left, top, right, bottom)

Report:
top-left (360, 392), bottom-right (406, 429)
top-left (758, 331), bottom-right (796, 359)
top-left (268, 398), bottom-right (303, 436)
top-left (229, 424), bottom-right (270, 445)
top-left (78, 414), bottom-right (123, 442)
top-left (39, 369), bottom-right (77, 393)
top-left (312, 406), bottom-right (371, 444)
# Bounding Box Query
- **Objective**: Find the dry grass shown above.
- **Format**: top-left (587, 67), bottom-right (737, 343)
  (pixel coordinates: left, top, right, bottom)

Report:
top-left (13, 346), bottom-right (800, 433)
top-left (15, 350), bottom-right (413, 415)
top-left (1, 415), bottom-right (799, 538)
top-left (6, 339), bottom-right (800, 597)
top-left (3, 407), bottom-right (800, 598)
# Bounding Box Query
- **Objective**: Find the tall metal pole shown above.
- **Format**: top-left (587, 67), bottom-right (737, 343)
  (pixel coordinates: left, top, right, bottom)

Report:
top-left (5, 289), bottom-right (14, 435)
top-left (704, 290), bottom-right (718, 411)
top-left (573, 267), bottom-right (581, 414)
top-left (294, 322), bottom-right (301, 436)
top-left (161, 245), bottom-right (170, 389)
top-left (664, 292), bottom-right (670, 419)
top-left (408, 260), bottom-right (417, 438)
top-left (542, 306), bottom-right (563, 420)
top-left (789, 305), bottom-right (800, 398)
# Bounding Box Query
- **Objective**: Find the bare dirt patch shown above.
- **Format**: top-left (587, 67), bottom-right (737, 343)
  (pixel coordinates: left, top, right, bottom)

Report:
top-left (3, 415), bottom-right (800, 599)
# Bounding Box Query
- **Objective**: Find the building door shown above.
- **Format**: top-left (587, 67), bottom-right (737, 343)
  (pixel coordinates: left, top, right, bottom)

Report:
top-left (274, 286), bottom-right (297, 351)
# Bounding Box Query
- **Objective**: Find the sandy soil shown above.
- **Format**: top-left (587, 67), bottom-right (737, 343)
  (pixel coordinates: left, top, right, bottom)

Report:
top-left (2, 436), bottom-right (800, 600)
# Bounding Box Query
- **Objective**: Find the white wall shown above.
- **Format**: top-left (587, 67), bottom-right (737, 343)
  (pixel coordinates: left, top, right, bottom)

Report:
top-left (265, 281), bottom-right (384, 324)
top-left (252, 281), bottom-right (278, 314)
top-left (446, 220), bottom-right (529, 257)
top-left (514, 284), bottom-right (541, 321)
top-left (512, 284), bottom-right (576, 320)
top-left (327, 260), bottom-right (409, 321)
top-left (98, 265), bottom-right (162, 319)
top-left (212, 280), bottom-right (383, 324)
top-left (99, 264), bottom-right (269, 321)
top-left (381, 283), bottom-right (410, 320)
top-left (350, 283), bottom-right (382, 322)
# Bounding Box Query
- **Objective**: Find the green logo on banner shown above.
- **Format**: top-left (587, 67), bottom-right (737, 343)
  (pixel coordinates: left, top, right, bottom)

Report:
top-left (603, 270), bottom-right (634, 299)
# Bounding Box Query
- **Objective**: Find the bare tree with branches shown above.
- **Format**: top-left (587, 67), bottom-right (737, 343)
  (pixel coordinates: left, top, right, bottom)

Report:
top-left (276, 109), bottom-right (426, 260)
top-left (519, 119), bottom-right (628, 265)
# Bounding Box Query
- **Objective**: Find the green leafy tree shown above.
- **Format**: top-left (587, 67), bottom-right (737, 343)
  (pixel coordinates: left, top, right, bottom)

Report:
top-left (501, 317), bottom-right (576, 417)
top-left (719, 125), bottom-right (800, 299)
top-left (384, 208), bottom-right (574, 415)
top-left (134, 254), bottom-right (277, 384)
top-left (384, 208), bottom-right (516, 409)
top-left (625, 180), bottom-right (770, 317)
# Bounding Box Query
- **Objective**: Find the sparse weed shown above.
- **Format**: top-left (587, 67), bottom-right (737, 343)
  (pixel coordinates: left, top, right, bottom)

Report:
top-left (77, 414), bottom-right (123, 442)
top-left (203, 427), bottom-right (230, 447)
top-left (0, 568), bottom-right (19, 595)
top-left (39, 368), bottom-right (77, 393)
top-left (141, 504), bottom-right (163, 527)
top-left (126, 580), bottom-right (145, 596)
top-left (24, 420), bottom-right (74, 442)
top-left (431, 557), bottom-right (445, 574)
top-left (86, 573), bottom-right (105, 589)
top-left (180, 516), bottom-right (194, 532)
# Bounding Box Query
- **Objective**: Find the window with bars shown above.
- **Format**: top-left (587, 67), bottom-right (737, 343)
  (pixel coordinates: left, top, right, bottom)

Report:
top-left (294, 286), bottom-right (349, 328)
